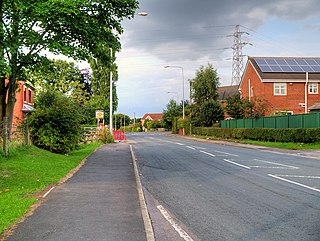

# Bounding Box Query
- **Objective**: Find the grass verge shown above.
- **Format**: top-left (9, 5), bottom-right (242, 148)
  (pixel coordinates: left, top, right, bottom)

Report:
top-left (0, 142), bottom-right (102, 236)
top-left (191, 135), bottom-right (320, 150)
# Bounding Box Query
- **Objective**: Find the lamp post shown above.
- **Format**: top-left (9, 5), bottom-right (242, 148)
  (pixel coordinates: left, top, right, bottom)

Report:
top-left (167, 91), bottom-right (178, 103)
top-left (109, 12), bottom-right (148, 133)
top-left (164, 65), bottom-right (185, 135)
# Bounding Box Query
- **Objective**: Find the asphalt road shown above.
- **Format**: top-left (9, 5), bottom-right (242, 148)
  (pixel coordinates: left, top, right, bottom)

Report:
top-left (128, 132), bottom-right (320, 241)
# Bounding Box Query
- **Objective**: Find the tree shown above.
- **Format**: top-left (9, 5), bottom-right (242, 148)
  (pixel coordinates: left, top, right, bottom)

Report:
top-left (162, 99), bottom-right (183, 130)
top-left (0, 0), bottom-right (138, 133)
top-left (226, 94), bottom-right (269, 119)
top-left (113, 113), bottom-right (130, 130)
top-left (225, 93), bottom-right (245, 119)
top-left (28, 59), bottom-right (90, 104)
top-left (191, 63), bottom-right (224, 126)
top-left (88, 56), bottom-right (118, 121)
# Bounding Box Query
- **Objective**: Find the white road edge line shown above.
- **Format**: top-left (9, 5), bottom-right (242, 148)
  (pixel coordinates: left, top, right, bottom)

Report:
top-left (157, 205), bottom-right (194, 241)
top-left (200, 150), bottom-right (216, 157)
top-left (42, 187), bottom-right (55, 198)
top-left (223, 159), bottom-right (251, 169)
top-left (130, 145), bottom-right (155, 241)
top-left (268, 174), bottom-right (320, 193)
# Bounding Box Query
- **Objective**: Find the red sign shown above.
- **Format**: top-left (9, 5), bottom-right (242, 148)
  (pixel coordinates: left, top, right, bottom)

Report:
top-left (113, 130), bottom-right (126, 141)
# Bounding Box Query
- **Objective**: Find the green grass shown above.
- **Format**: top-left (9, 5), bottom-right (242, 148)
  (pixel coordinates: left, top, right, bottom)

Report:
top-left (191, 135), bottom-right (320, 150)
top-left (0, 142), bottom-right (102, 235)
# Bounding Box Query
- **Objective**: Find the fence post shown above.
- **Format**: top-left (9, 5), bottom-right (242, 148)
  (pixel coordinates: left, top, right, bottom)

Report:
top-left (24, 122), bottom-right (31, 145)
top-left (3, 117), bottom-right (9, 157)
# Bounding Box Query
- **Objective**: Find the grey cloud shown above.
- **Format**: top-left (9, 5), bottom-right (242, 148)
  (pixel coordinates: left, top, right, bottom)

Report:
top-left (121, 0), bottom-right (320, 63)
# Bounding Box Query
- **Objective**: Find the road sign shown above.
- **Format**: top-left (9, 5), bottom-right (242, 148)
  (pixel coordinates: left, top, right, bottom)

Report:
top-left (96, 110), bottom-right (104, 119)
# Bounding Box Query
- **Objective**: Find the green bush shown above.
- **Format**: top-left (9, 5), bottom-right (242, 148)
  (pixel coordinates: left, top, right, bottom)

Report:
top-left (192, 127), bottom-right (320, 143)
top-left (28, 90), bottom-right (82, 154)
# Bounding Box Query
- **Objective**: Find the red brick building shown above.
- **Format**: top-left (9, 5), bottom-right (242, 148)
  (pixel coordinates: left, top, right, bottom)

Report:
top-left (239, 57), bottom-right (320, 115)
top-left (12, 81), bottom-right (34, 125)
top-left (141, 113), bottom-right (163, 131)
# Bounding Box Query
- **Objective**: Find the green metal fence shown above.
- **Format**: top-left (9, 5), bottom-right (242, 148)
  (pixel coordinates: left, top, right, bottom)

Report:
top-left (221, 112), bottom-right (320, 129)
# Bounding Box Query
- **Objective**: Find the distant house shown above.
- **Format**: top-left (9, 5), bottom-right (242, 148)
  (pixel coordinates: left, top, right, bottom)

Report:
top-left (218, 85), bottom-right (239, 103)
top-left (240, 57), bottom-right (320, 116)
top-left (141, 113), bottom-right (163, 131)
top-left (13, 81), bottom-right (34, 126)
top-left (218, 85), bottom-right (239, 119)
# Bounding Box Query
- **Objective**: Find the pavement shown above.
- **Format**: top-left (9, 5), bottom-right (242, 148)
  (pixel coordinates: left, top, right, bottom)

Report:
top-left (3, 143), bottom-right (150, 241)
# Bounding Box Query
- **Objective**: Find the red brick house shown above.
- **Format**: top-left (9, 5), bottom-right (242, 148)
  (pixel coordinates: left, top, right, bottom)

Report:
top-left (12, 81), bottom-right (34, 126)
top-left (239, 57), bottom-right (320, 115)
top-left (141, 113), bottom-right (163, 131)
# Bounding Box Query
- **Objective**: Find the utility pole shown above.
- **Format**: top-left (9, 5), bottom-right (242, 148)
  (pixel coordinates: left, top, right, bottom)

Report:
top-left (230, 25), bottom-right (252, 86)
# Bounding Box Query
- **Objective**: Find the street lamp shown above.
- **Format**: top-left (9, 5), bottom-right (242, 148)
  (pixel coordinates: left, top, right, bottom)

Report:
top-left (109, 12), bottom-right (148, 133)
top-left (164, 65), bottom-right (185, 135)
top-left (137, 12), bottom-right (148, 16)
top-left (167, 91), bottom-right (178, 103)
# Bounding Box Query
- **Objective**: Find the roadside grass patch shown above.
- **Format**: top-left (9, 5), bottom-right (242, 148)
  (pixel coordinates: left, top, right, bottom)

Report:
top-left (0, 142), bottom-right (102, 235)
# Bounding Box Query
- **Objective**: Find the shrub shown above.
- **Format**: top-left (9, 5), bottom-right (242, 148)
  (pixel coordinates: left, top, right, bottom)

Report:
top-left (192, 127), bottom-right (320, 143)
top-left (97, 127), bottom-right (114, 144)
top-left (28, 90), bottom-right (82, 154)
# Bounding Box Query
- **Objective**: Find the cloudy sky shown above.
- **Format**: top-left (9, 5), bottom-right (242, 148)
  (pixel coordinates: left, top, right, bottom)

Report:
top-left (115, 0), bottom-right (320, 118)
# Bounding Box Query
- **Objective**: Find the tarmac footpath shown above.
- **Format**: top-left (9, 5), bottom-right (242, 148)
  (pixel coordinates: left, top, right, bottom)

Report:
top-left (5, 143), bottom-right (152, 241)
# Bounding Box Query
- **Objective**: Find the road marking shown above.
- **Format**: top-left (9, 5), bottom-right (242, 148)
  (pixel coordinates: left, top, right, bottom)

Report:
top-left (175, 142), bottom-right (185, 146)
top-left (42, 187), bottom-right (55, 198)
top-left (250, 166), bottom-right (297, 169)
top-left (186, 146), bottom-right (196, 150)
top-left (130, 145), bottom-right (155, 241)
top-left (191, 146), bottom-right (206, 150)
top-left (157, 205), bottom-right (194, 241)
top-left (268, 174), bottom-right (320, 193)
top-left (254, 159), bottom-right (299, 169)
top-left (200, 150), bottom-right (216, 157)
top-left (214, 150), bottom-right (239, 157)
top-left (223, 159), bottom-right (251, 169)
top-left (275, 175), bottom-right (320, 179)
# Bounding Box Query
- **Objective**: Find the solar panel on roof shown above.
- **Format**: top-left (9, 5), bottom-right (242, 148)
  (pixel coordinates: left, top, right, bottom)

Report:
top-left (275, 59), bottom-right (287, 65)
top-left (253, 57), bottom-right (320, 73)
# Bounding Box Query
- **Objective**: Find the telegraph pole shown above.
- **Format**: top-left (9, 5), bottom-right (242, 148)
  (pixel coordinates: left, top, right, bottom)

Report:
top-left (230, 25), bottom-right (252, 86)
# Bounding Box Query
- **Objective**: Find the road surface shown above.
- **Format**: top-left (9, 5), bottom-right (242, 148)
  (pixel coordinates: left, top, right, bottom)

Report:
top-left (128, 132), bottom-right (320, 241)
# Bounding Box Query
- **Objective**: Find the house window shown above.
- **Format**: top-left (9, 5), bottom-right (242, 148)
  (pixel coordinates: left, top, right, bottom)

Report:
top-left (23, 88), bottom-right (27, 102)
top-left (308, 83), bottom-right (318, 94)
top-left (274, 83), bottom-right (287, 95)
top-left (28, 89), bottom-right (32, 103)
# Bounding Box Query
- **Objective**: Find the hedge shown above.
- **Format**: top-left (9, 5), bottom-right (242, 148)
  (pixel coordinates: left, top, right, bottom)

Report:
top-left (192, 127), bottom-right (320, 143)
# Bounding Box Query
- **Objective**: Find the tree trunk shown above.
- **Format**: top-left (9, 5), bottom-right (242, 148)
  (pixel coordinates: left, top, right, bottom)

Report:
top-left (6, 0), bottom-right (20, 136)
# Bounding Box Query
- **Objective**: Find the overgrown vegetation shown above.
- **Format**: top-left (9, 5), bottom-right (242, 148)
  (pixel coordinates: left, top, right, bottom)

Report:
top-left (0, 142), bottom-right (101, 236)
top-left (28, 90), bottom-right (82, 154)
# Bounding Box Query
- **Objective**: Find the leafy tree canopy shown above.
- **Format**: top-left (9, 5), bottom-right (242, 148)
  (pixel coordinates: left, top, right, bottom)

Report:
top-left (226, 94), bottom-right (269, 119)
top-left (191, 63), bottom-right (223, 127)
top-left (0, 0), bottom-right (138, 131)
top-left (163, 99), bottom-right (183, 129)
top-left (192, 63), bottom-right (220, 105)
